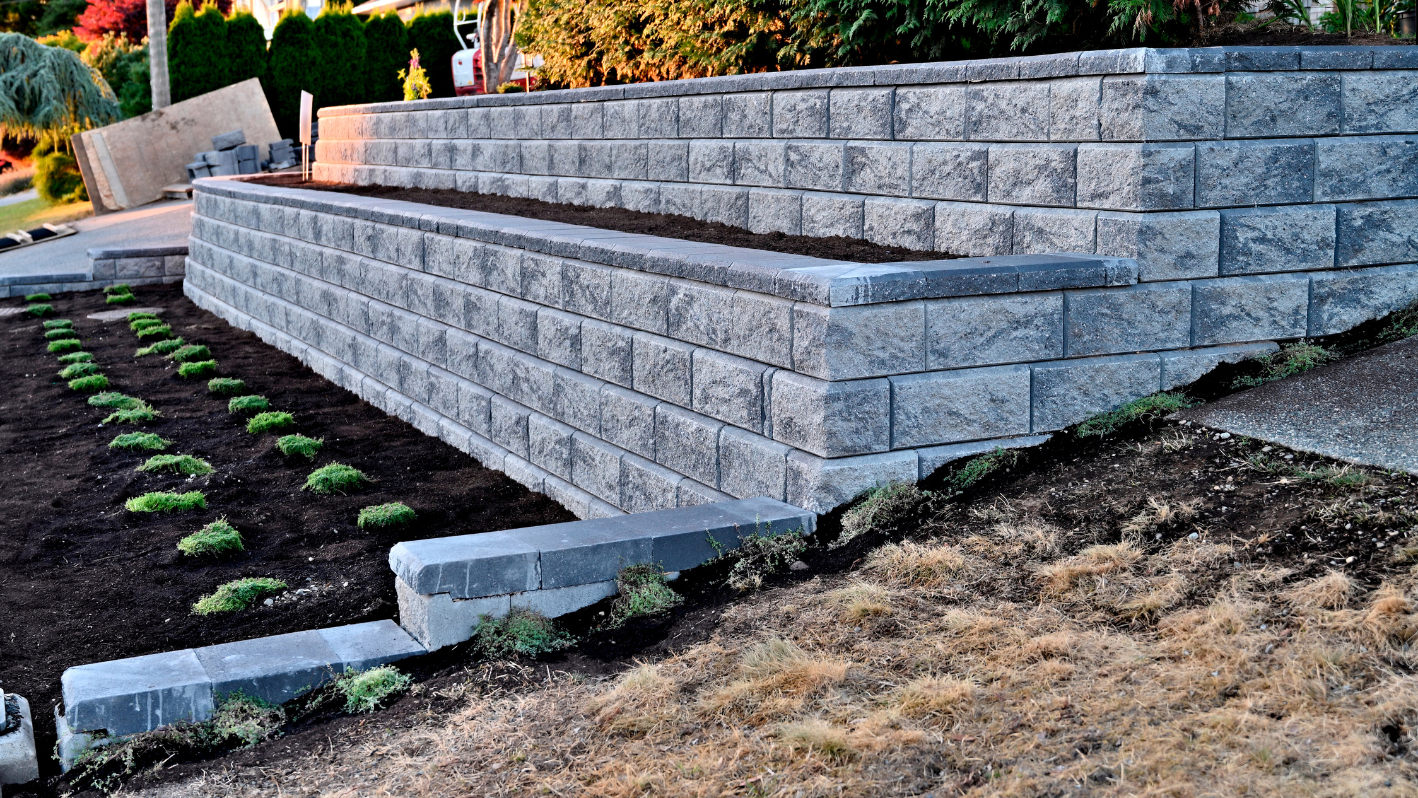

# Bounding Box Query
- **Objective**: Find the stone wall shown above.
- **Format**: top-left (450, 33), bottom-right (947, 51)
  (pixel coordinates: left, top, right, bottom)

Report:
top-left (185, 175), bottom-right (1418, 513)
top-left (313, 46), bottom-right (1418, 284)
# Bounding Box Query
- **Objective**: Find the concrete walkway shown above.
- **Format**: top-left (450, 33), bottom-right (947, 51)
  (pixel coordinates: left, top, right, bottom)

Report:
top-left (0, 188), bottom-right (37, 208)
top-left (1182, 335), bottom-right (1418, 475)
top-left (0, 199), bottom-right (191, 284)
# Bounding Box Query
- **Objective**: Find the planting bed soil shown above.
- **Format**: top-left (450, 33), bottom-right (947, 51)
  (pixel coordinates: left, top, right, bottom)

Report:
top-left (0, 283), bottom-right (575, 787)
top-left (1197, 21), bottom-right (1416, 47)
top-left (250, 177), bottom-right (955, 264)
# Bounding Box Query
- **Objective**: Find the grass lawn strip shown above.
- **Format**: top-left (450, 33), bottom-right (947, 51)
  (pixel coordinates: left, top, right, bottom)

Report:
top-left (169, 344), bottom-right (212, 363)
top-left (136, 337), bottom-right (185, 357)
top-left (208, 377), bottom-right (246, 395)
top-left (43, 319), bottom-right (74, 329)
top-left (227, 395), bottom-right (269, 414)
top-left (68, 374), bottom-right (109, 393)
top-left (26, 303), bottom-right (53, 317)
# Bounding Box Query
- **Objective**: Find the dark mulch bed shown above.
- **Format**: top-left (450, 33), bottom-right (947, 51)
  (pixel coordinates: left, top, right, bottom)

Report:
top-left (249, 176), bottom-right (955, 264)
top-left (0, 283), bottom-right (575, 789)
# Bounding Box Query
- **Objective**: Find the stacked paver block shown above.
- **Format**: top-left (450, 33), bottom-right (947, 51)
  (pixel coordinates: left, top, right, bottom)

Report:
top-left (0, 693), bottom-right (39, 789)
top-left (0, 245), bottom-right (188, 299)
top-left (391, 497), bottom-right (815, 649)
top-left (185, 173), bottom-right (1417, 513)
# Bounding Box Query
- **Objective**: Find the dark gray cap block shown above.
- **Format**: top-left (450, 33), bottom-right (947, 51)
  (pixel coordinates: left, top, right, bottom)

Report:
top-left (194, 630), bottom-right (339, 706)
top-left (62, 649), bottom-right (213, 737)
top-left (389, 530), bottom-right (541, 598)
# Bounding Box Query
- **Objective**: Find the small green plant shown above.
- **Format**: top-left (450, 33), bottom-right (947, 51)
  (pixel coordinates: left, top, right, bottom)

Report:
top-left (303, 463), bottom-right (368, 495)
top-left (948, 447), bottom-right (1020, 491)
top-left (130, 317), bottom-right (165, 332)
top-left (606, 564), bottom-right (683, 627)
top-left (47, 338), bottom-right (80, 353)
top-left (208, 377), bottom-right (247, 396)
top-left (177, 360), bottom-right (217, 379)
top-left (246, 411), bottom-right (294, 434)
top-left (103, 402), bottom-right (160, 424)
top-left (397, 48), bottom-right (433, 101)
top-left (106, 284), bottom-right (134, 296)
top-left (57, 351), bottom-right (92, 364)
top-left (137, 454), bottom-right (214, 476)
top-left (206, 692), bottom-right (285, 746)
top-left (724, 529), bottom-right (809, 592)
top-left (178, 517), bottom-right (244, 556)
top-left (169, 344), bottom-right (212, 363)
top-left (1378, 301), bottom-right (1418, 344)
top-left (125, 490), bottom-right (207, 513)
top-left (335, 666), bottom-right (413, 713)
top-left (44, 328), bottom-right (77, 340)
top-left (357, 502), bottom-right (415, 529)
top-left (88, 392), bottom-right (141, 409)
top-left (26, 303), bottom-right (54, 317)
top-left (106, 293), bottom-right (136, 305)
top-left (24, 292), bottom-right (51, 302)
top-left (1294, 463), bottom-right (1374, 489)
top-left (58, 362), bottom-right (100, 379)
top-left (1233, 344), bottom-right (1334, 389)
top-left (227, 395), bottom-right (269, 414)
top-left (1076, 392), bottom-right (1199, 439)
top-left (68, 374), bottom-right (110, 393)
top-left (472, 608), bottom-right (575, 658)
top-left (109, 432), bottom-right (171, 451)
top-left (276, 434), bottom-right (323, 458)
top-left (136, 337), bottom-right (185, 357)
top-left (191, 577), bottom-right (286, 615)
top-left (42, 318), bottom-right (72, 330)
top-left (836, 482), bottom-right (928, 549)
top-left (133, 324), bottom-right (172, 340)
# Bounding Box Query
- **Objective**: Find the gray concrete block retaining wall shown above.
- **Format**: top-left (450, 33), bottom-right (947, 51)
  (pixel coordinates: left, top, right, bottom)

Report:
top-left (188, 177), bottom-right (1418, 512)
top-left (313, 46), bottom-right (1418, 283)
top-left (0, 245), bottom-right (186, 299)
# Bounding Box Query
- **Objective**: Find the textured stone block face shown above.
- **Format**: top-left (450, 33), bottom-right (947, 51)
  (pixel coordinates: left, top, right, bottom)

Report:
top-left (724, 93), bottom-right (772, 138)
top-left (632, 332), bottom-right (694, 406)
top-left (572, 432), bottom-right (623, 504)
top-left (1101, 74), bottom-right (1224, 141)
top-left (770, 371), bottom-right (890, 457)
top-left (786, 449), bottom-right (917, 515)
top-left (600, 385), bottom-right (658, 458)
top-left (1219, 205), bottom-right (1337, 275)
top-left (912, 143), bottom-right (988, 201)
top-left (748, 189), bottom-right (803, 235)
top-left (1195, 140), bottom-right (1316, 208)
top-left (1193, 273), bottom-right (1310, 346)
top-left (611, 141), bottom-right (649, 180)
top-left (648, 140), bottom-right (689, 182)
top-left (1076, 143), bottom-right (1194, 211)
top-left (1066, 281), bottom-right (1192, 357)
top-left (893, 86), bottom-right (966, 141)
top-left (679, 95), bottom-right (723, 138)
top-left (1012, 208), bottom-right (1096, 255)
top-left (728, 290), bottom-right (793, 368)
top-left (689, 140), bottom-right (735, 184)
top-left (581, 319), bottom-right (633, 387)
top-left (802, 192), bottom-right (864, 239)
top-left (936, 202), bottom-right (1014, 256)
top-left (610, 270), bottom-right (670, 334)
top-left (734, 140), bottom-right (787, 187)
top-left (701, 186), bottom-right (750, 227)
top-left (830, 88), bottom-right (893, 139)
top-left (890, 365), bottom-right (1032, 448)
top-left (63, 650), bottom-right (213, 736)
top-left (194, 630), bottom-right (339, 707)
top-left (966, 82), bottom-right (1049, 141)
top-left (793, 300), bottom-right (925, 380)
top-left (1031, 353), bottom-right (1162, 432)
top-left (1308, 263), bottom-right (1418, 336)
top-left (1050, 77), bottom-right (1102, 141)
top-left (845, 142), bottom-right (910, 196)
top-left (1227, 72), bottom-right (1342, 137)
top-left (1315, 135), bottom-right (1418, 202)
top-left (654, 405), bottom-right (722, 487)
top-left (1097, 210), bottom-right (1219, 282)
top-left (773, 90), bottom-right (830, 138)
top-left (718, 427), bottom-right (790, 501)
top-left (490, 396), bottom-right (531, 458)
top-left (692, 349), bottom-right (767, 432)
top-left (529, 414), bottom-right (576, 479)
top-left (1161, 343), bottom-right (1279, 390)
top-left (988, 144), bottom-right (1078, 207)
top-left (620, 454), bottom-right (682, 513)
top-left (786, 142), bottom-right (845, 191)
top-left (926, 293), bottom-right (1063, 369)
top-left (640, 98), bottom-right (679, 138)
top-left (864, 198), bottom-right (935, 250)
top-left (1342, 72), bottom-right (1418, 134)
top-left (1336, 200), bottom-right (1418, 267)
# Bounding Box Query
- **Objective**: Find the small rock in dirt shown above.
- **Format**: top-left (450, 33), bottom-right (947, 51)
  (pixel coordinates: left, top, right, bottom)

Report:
top-left (1219, 432), bottom-right (1231, 440)
top-left (789, 560), bottom-right (809, 572)
top-left (263, 598), bottom-right (274, 606)
top-left (295, 588), bottom-right (310, 596)
top-left (1188, 532), bottom-right (1200, 540)
top-left (1262, 446), bottom-right (1273, 452)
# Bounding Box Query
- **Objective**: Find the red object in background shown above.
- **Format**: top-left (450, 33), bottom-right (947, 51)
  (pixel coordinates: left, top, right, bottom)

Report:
top-left (452, 47), bottom-right (535, 96)
top-left (73, 0), bottom-right (231, 42)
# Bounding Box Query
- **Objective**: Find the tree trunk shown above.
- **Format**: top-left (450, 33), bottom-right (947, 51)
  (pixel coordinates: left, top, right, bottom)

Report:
top-left (477, 0), bottom-right (520, 92)
top-left (147, 0), bottom-right (171, 109)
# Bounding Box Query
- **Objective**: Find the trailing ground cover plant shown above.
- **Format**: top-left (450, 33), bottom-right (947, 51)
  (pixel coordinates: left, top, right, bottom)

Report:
top-left (836, 482), bottom-right (929, 549)
top-left (43, 319), bottom-right (72, 329)
top-left (57, 351), bottom-right (93, 364)
top-left (1076, 392), bottom-right (1198, 438)
top-left (303, 463), bottom-right (368, 495)
top-left (722, 528), bottom-right (809, 591)
top-left (24, 293), bottom-right (52, 302)
top-left (137, 454), bottom-right (214, 476)
top-left (947, 447), bottom-right (1019, 491)
top-left (47, 338), bottom-right (81, 353)
top-left (103, 401), bottom-right (160, 424)
top-left (336, 666), bottom-right (412, 713)
top-left (109, 432), bottom-right (170, 451)
top-left (178, 360), bottom-right (218, 378)
top-left (208, 377), bottom-right (246, 396)
top-left (227, 395), bottom-right (269, 414)
top-left (276, 434), bottom-right (322, 458)
top-left (356, 502), bottom-right (414, 529)
top-left (607, 564), bottom-right (682, 627)
top-left (88, 392), bottom-right (142, 409)
top-left (136, 338), bottom-right (185, 357)
top-left (44, 327), bottom-right (78, 340)
top-left (58, 361), bottom-right (100, 379)
top-left (191, 577), bottom-right (287, 614)
top-left (247, 411), bottom-right (294, 434)
top-left (169, 344), bottom-right (212, 363)
top-left (1234, 343), bottom-right (1335, 389)
top-left (68, 374), bottom-right (110, 393)
top-left (473, 608), bottom-right (576, 658)
top-left (105, 285), bottom-right (133, 296)
top-left (134, 324), bottom-right (172, 340)
top-left (106, 292), bottom-right (136, 305)
top-left (27, 303), bottom-right (54, 317)
top-left (178, 517), bottom-right (244, 556)
top-left (125, 490), bottom-right (207, 513)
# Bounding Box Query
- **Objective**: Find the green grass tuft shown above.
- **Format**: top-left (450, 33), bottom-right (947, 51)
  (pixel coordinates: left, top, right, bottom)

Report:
top-left (87, 391), bottom-right (141, 409)
top-left (246, 411), bottom-right (293, 434)
top-left (472, 608), bottom-right (576, 658)
top-left (135, 337), bottom-right (185, 357)
top-left (723, 529), bottom-right (809, 592)
top-left (57, 351), bottom-right (92, 364)
top-left (58, 362), bottom-right (100, 379)
top-left (208, 377), bottom-right (246, 396)
top-left (177, 517), bottom-right (243, 556)
top-left (227, 395), bottom-right (269, 414)
top-left (1076, 392), bottom-right (1199, 439)
top-left (43, 328), bottom-right (78, 341)
top-left (103, 402), bottom-right (160, 424)
top-left (205, 692), bottom-right (284, 747)
top-left (105, 284), bottom-right (133, 296)
top-left (42, 318), bottom-right (71, 330)
top-left (137, 454), bottom-right (214, 476)
top-left (26, 303), bottom-right (53, 317)
top-left (1233, 343), bottom-right (1335, 390)
top-left (105, 293), bottom-right (136, 305)
top-left (168, 344), bottom-right (212, 363)
top-left (837, 482), bottom-right (929, 549)
top-left (191, 577), bottom-right (286, 615)
top-left (276, 434), bottom-right (323, 458)
top-left (109, 432), bottom-right (170, 451)
top-left (24, 292), bottom-right (51, 302)
top-left (303, 463), bottom-right (368, 495)
top-left (125, 490), bottom-right (207, 513)
top-left (357, 502), bottom-right (415, 529)
top-left (133, 324), bottom-right (172, 340)
top-left (948, 447), bottom-right (1020, 492)
top-left (68, 374), bottom-right (110, 393)
top-left (607, 564), bottom-right (683, 628)
top-left (335, 666), bottom-right (412, 714)
top-left (130, 317), bottom-right (165, 332)
top-left (46, 338), bottom-right (81, 353)
top-left (177, 360), bottom-right (217, 379)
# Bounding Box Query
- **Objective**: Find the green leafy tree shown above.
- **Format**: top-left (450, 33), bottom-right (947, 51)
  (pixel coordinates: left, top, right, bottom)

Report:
top-left (406, 10), bottom-right (459, 98)
top-left (313, 2), bottom-right (367, 108)
top-left (0, 32), bottom-right (120, 147)
top-left (33, 139), bottom-right (87, 203)
top-left (169, 0), bottom-right (231, 102)
top-left (82, 34), bottom-right (151, 119)
top-left (362, 11), bottom-right (408, 103)
top-left (265, 8), bottom-right (319, 138)
top-left (226, 10), bottom-right (267, 86)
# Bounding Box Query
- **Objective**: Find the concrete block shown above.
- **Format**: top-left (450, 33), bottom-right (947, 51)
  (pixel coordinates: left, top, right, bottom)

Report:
top-left (654, 405), bottom-right (722, 487)
top-left (389, 530), bottom-right (540, 598)
top-left (490, 396), bottom-right (531, 458)
top-left (561, 259), bottom-right (613, 320)
top-left (1192, 273), bottom-right (1310, 346)
top-left (966, 82), bottom-right (1050, 141)
top-left (935, 202), bottom-right (1014, 257)
top-left (510, 580), bottom-right (618, 617)
top-left (723, 92), bottom-right (772, 138)
top-left (726, 290), bottom-right (793, 368)
top-left (1226, 72), bottom-right (1341, 137)
top-left (1076, 143), bottom-right (1194, 211)
top-left (1195, 140), bottom-right (1315, 208)
top-left (620, 453), bottom-right (683, 513)
top-left (194, 630), bottom-right (339, 706)
top-left (890, 365), bottom-right (1032, 448)
top-left (1316, 135), bottom-right (1418, 202)
top-left (660, 183), bottom-right (701, 217)
top-left (0, 695), bottom-right (38, 785)
top-left (893, 85), bottom-right (966, 141)
top-left (1100, 74), bottom-right (1225, 141)
top-left (926, 292), bottom-right (1064, 369)
top-left (396, 577), bottom-right (509, 651)
top-left (572, 431), bottom-right (623, 504)
top-left (549, 140), bottom-right (580, 175)
top-left (688, 140), bottom-right (734, 184)
top-left (611, 141), bottom-right (649, 180)
top-left (529, 414), bottom-right (576, 479)
top-left (830, 88), bottom-right (892, 139)
top-left (734, 140), bottom-right (786, 187)
top-left (773, 90), bottom-right (830, 138)
top-left (911, 143), bottom-right (988, 201)
top-left (845, 142), bottom-right (910, 196)
top-left (792, 300), bottom-right (925, 380)
top-left (1066, 281), bottom-right (1192, 356)
top-left (770, 371), bottom-right (890, 457)
top-left (692, 349), bottom-right (767, 432)
top-left (785, 449), bottom-right (918, 514)
top-left (864, 197), bottom-right (934, 251)
top-left (1097, 210), bottom-right (1219, 282)
top-left (522, 141), bottom-right (551, 175)
top-left (600, 385), bottom-right (658, 458)
top-left (784, 141), bottom-right (844, 192)
top-left (1342, 71), bottom-right (1418, 134)
top-left (1012, 208), bottom-right (1097, 255)
top-left (1336, 199), bottom-right (1418, 267)
top-left (622, 181), bottom-right (661, 213)
top-left (678, 479), bottom-right (733, 507)
top-left (318, 620), bottom-right (426, 672)
top-left (537, 307), bottom-right (582, 370)
top-left (1161, 342), bottom-right (1280, 390)
top-left (1308, 263), bottom-right (1418, 337)
top-left (719, 427), bottom-right (791, 501)
top-left (679, 95), bottom-right (723, 138)
top-left (640, 98), bottom-right (679, 138)
top-left (1030, 352), bottom-right (1162, 432)
top-left (62, 649), bottom-right (213, 735)
top-left (610, 270), bottom-right (670, 334)
top-left (496, 294), bottom-right (540, 352)
top-left (632, 332), bottom-right (694, 405)
top-left (647, 496), bottom-right (815, 571)
top-left (457, 378), bottom-right (493, 435)
top-left (802, 192), bottom-right (864, 239)
top-left (578, 141), bottom-right (613, 178)
top-left (1219, 205), bottom-right (1336, 276)
top-left (581, 319), bottom-right (634, 387)
top-left (988, 144), bottom-right (1078, 207)
top-left (553, 366), bottom-right (604, 434)
top-left (667, 279), bottom-right (734, 349)
top-left (542, 474), bottom-right (599, 520)
top-left (1049, 76), bottom-right (1102, 141)
top-left (748, 189), bottom-right (803, 235)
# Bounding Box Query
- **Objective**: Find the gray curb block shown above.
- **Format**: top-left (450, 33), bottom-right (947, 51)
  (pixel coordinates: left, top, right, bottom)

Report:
top-left (0, 694), bottom-right (38, 788)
